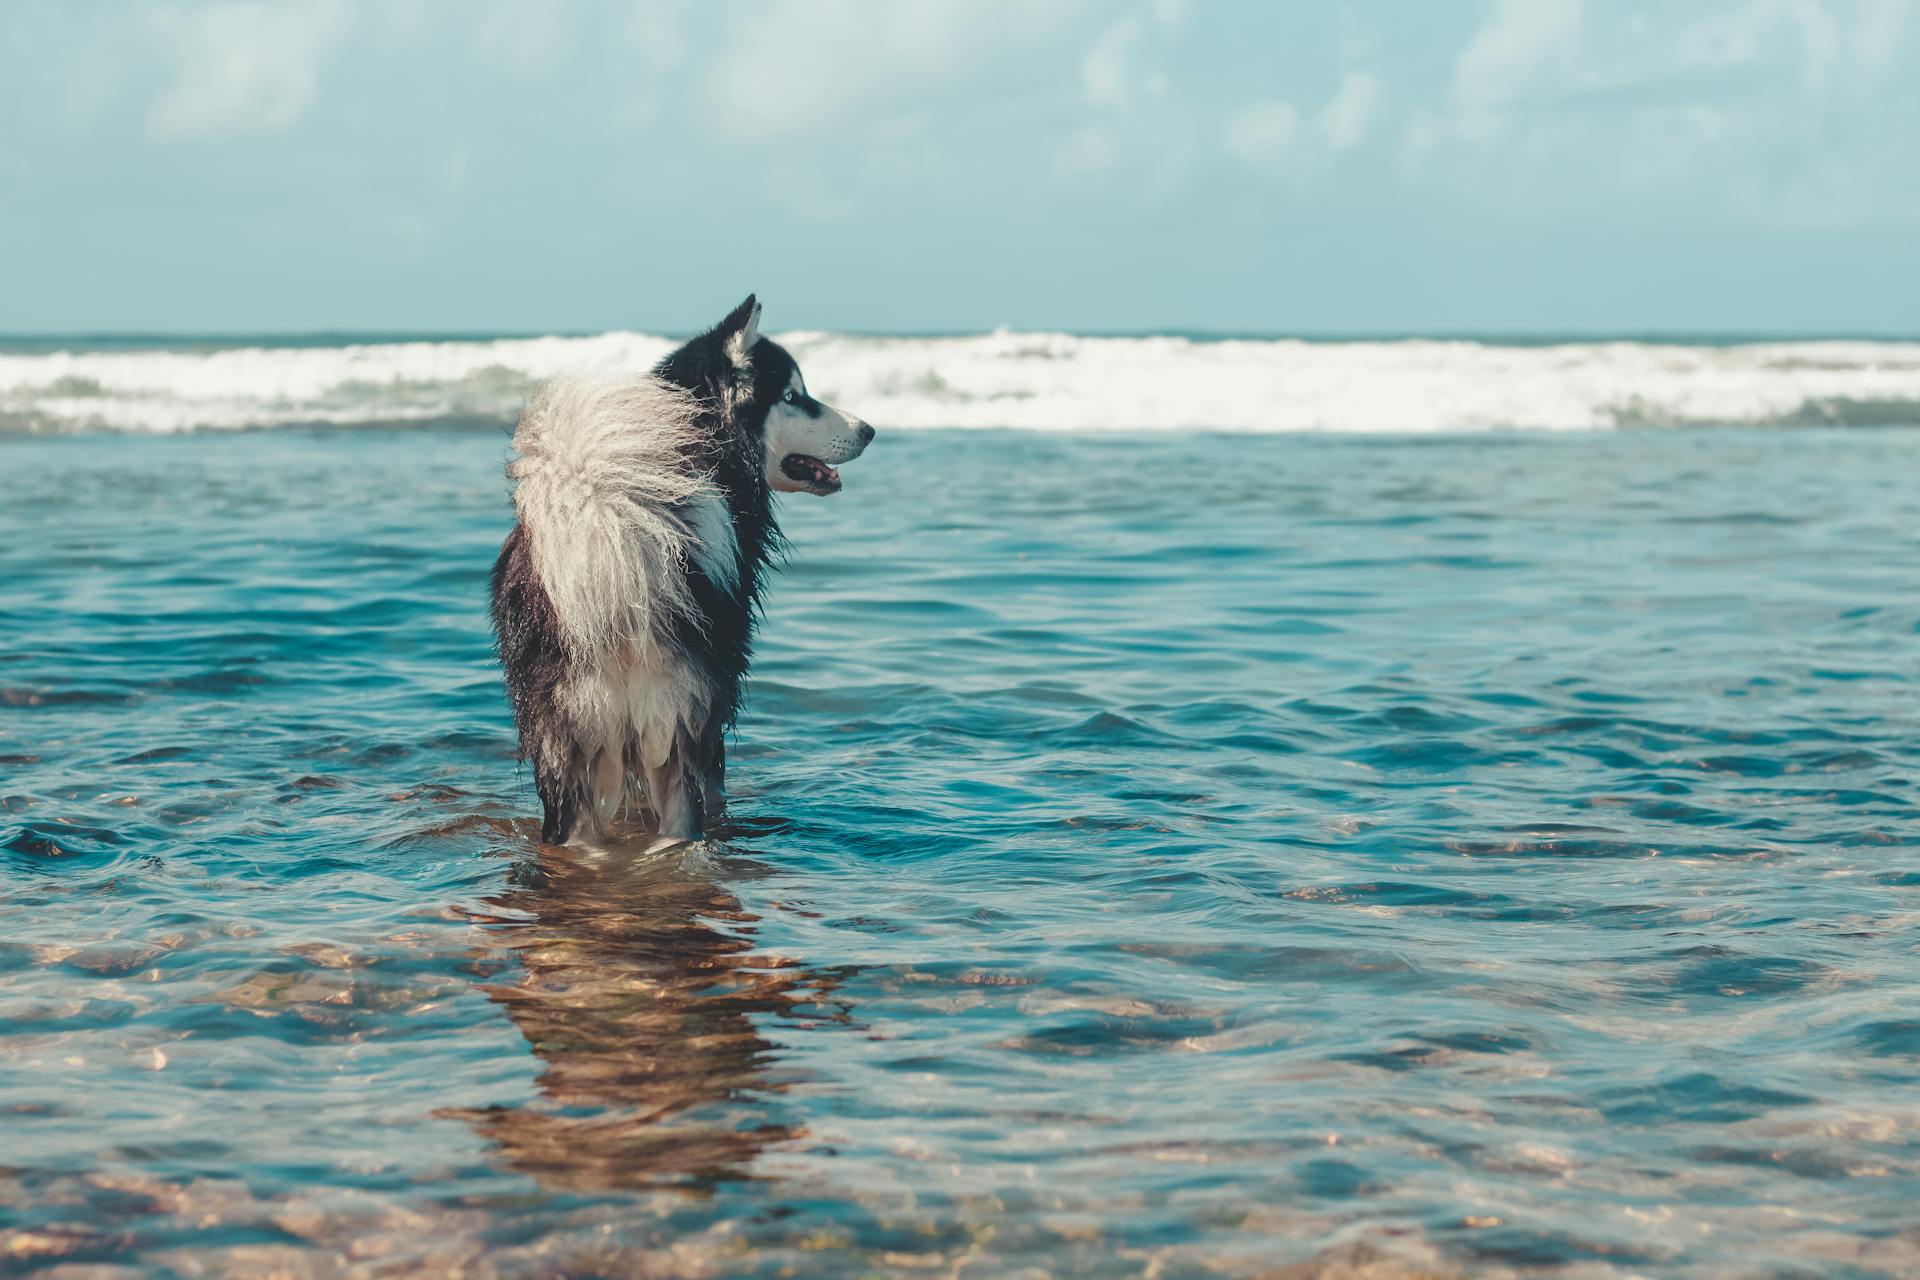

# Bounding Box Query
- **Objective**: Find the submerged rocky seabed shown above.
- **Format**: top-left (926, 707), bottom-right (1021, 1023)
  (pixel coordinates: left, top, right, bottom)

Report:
top-left (2, 426), bottom-right (1919, 1277)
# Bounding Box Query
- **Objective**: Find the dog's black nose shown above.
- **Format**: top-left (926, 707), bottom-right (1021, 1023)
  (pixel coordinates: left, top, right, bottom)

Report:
top-left (857, 423), bottom-right (876, 446)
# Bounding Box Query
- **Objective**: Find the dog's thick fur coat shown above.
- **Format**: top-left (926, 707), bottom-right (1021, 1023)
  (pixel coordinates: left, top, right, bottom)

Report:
top-left (490, 296), bottom-right (872, 844)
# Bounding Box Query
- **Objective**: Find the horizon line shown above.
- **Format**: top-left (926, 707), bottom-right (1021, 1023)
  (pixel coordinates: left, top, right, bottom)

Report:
top-left (4, 327), bottom-right (1920, 347)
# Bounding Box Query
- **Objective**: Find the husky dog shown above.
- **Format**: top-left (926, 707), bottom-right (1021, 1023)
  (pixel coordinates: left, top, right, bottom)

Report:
top-left (490, 296), bottom-right (874, 845)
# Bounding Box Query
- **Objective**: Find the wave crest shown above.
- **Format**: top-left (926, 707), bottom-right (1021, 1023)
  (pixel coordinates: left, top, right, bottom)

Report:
top-left (4, 332), bottom-right (1920, 434)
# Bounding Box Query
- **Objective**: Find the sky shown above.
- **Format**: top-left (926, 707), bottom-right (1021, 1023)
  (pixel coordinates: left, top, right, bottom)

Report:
top-left (4, 0), bottom-right (1919, 336)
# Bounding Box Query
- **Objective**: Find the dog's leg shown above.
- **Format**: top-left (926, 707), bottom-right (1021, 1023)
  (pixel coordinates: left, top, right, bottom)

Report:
top-left (494, 527), bottom-right (595, 844)
top-left (535, 747), bottom-right (591, 845)
top-left (586, 745), bottom-right (624, 833)
top-left (623, 739), bottom-right (656, 829)
top-left (699, 721), bottom-right (726, 823)
top-left (644, 738), bottom-right (704, 843)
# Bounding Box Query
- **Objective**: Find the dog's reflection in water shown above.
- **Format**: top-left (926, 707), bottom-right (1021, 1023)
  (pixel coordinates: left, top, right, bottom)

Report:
top-left (449, 831), bottom-right (844, 1190)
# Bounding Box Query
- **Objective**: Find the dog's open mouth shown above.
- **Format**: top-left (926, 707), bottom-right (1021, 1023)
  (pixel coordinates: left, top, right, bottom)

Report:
top-left (781, 453), bottom-right (842, 494)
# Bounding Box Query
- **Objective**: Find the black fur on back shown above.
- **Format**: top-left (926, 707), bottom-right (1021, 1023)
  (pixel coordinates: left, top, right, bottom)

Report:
top-left (649, 295), bottom-right (794, 732)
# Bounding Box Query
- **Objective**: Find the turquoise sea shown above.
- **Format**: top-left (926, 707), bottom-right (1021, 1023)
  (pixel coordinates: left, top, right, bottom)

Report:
top-left (4, 345), bottom-right (1920, 1276)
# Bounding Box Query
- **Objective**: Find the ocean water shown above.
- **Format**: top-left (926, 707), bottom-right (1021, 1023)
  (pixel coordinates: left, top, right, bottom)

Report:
top-left (3, 350), bottom-right (1920, 1277)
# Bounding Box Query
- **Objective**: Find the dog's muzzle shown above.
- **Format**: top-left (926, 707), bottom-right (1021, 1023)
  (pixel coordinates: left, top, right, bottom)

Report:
top-left (780, 421), bottom-right (875, 496)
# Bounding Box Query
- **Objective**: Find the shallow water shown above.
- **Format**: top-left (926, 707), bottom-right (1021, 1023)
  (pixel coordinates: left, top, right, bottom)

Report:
top-left (3, 426), bottom-right (1919, 1277)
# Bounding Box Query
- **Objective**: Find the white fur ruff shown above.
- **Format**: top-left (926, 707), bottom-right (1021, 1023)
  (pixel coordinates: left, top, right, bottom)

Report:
top-left (507, 372), bottom-right (733, 655)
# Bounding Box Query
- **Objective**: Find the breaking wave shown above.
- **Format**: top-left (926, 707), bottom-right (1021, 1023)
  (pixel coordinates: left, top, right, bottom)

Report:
top-left (5, 331), bottom-right (1920, 434)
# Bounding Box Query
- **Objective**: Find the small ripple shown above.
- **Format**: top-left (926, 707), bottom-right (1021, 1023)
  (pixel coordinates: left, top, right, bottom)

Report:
top-left (1054, 711), bottom-right (1179, 745)
top-left (1851, 1021), bottom-right (1920, 1057)
top-left (115, 745), bottom-right (197, 764)
top-left (1625, 945), bottom-right (1830, 1001)
top-left (1599, 1073), bottom-right (1816, 1125)
top-left (3, 819), bottom-right (125, 861)
top-left (1447, 836), bottom-right (1658, 859)
top-left (1, 685), bottom-right (139, 708)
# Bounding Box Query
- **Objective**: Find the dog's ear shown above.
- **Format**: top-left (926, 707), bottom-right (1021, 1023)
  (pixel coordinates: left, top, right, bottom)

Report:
top-left (719, 294), bottom-right (761, 367)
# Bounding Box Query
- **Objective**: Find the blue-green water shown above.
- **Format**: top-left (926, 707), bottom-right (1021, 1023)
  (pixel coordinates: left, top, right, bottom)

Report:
top-left (3, 427), bottom-right (1918, 1277)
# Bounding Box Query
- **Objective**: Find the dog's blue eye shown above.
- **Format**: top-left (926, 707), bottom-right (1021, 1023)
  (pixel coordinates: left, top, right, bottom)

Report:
top-left (782, 388), bottom-right (800, 404)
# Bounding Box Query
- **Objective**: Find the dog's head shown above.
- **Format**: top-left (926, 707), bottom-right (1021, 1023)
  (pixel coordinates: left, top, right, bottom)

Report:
top-left (656, 295), bottom-right (875, 497)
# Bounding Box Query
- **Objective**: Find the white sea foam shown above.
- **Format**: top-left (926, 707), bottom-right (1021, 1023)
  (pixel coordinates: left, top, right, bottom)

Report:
top-left (4, 331), bottom-right (1920, 434)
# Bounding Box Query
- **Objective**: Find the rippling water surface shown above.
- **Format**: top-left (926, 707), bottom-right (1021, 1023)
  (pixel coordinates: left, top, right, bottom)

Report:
top-left (3, 427), bottom-right (1919, 1277)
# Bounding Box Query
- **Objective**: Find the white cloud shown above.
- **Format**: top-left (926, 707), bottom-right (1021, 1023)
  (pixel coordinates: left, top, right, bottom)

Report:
top-left (1449, 0), bottom-right (1582, 128)
top-left (1225, 70), bottom-right (1382, 173)
top-left (145, 1), bottom-right (350, 142)
top-left (1082, 18), bottom-right (1144, 107)
top-left (1850, 0), bottom-right (1912, 76)
top-left (707, 0), bottom-right (1073, 139)
top-left (469, 1), bottom-right (579, 79)
top-left (1403, 0), bottom-right (1920, 226)
top-left (1224, 100), bottom-right (1299, 168)
top-left (1319, 70), bottom-right (1380, 151)
top-left (1058, 124), bottom-right (1121, 175)
top-left (1080, 4), bottom-right (1183, 109)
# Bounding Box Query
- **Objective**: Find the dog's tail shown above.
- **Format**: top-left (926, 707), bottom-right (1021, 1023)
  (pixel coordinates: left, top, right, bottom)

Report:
top-left (506, 371), bottom-right (719, 656)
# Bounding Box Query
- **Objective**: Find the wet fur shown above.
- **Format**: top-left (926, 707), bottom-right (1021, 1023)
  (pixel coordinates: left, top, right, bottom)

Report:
top-left (490, 297), bottom-right (807, 844)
